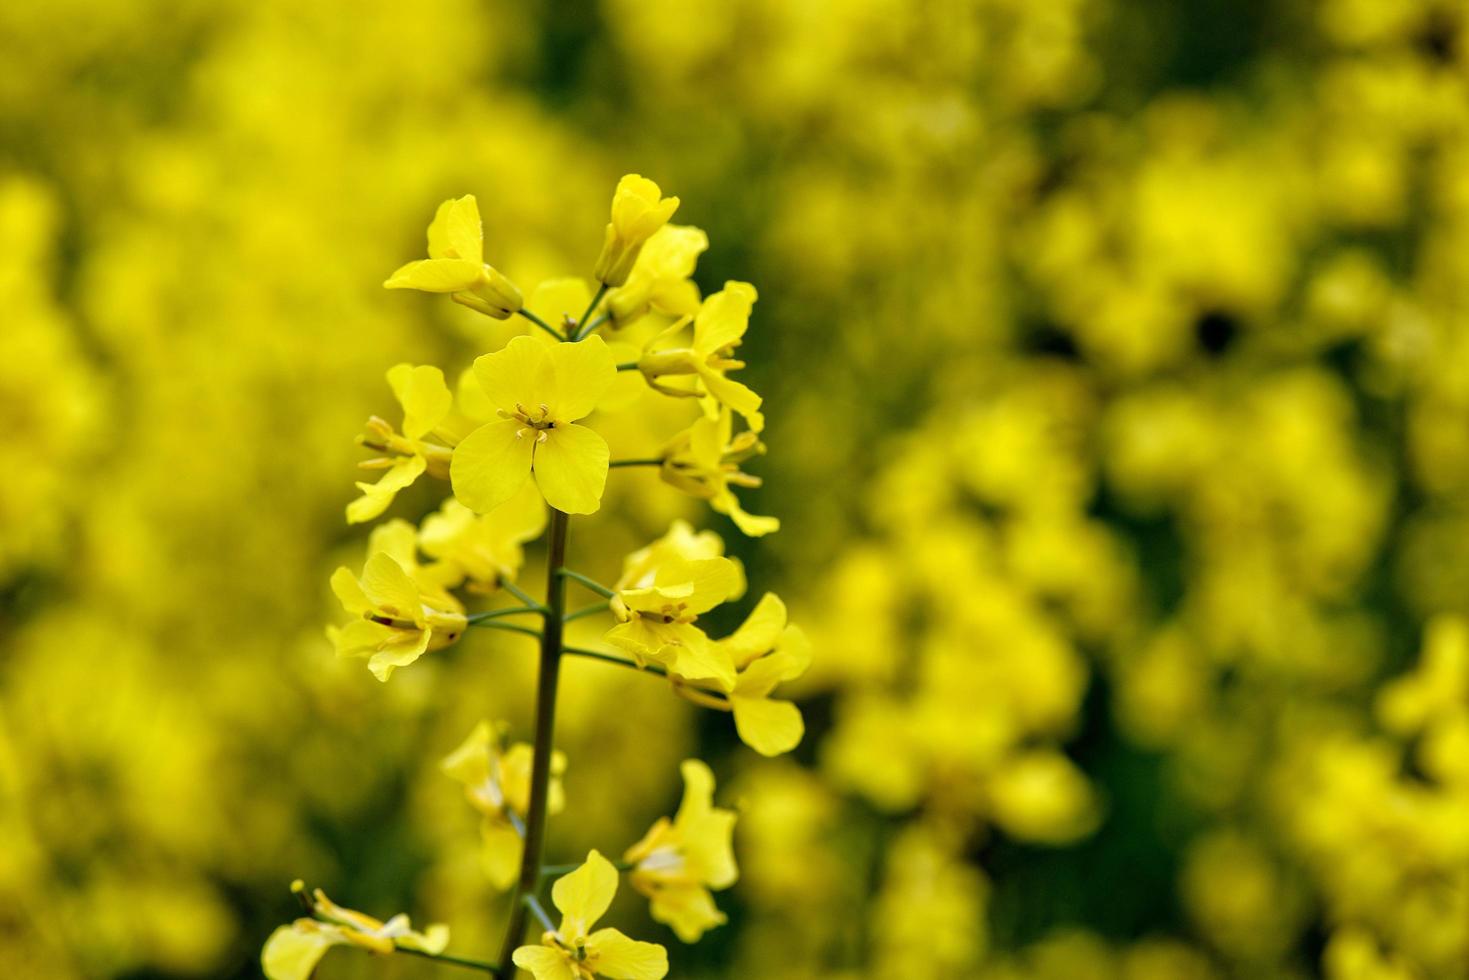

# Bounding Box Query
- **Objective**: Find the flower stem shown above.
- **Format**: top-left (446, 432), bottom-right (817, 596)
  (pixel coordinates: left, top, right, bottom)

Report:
top-left (616, 361), bottom-right (640, 372)
top-left (572, 283), bottom-right (608, 341)
top-left (465, 605), bottom-right (541, 624)
top-left (524, 893), bottom-right (557, 934)
top-left (540, 859), bottom-right (632, 877)
top-left (561, 644), bottom-right (663, 675)
top-left (496, 508), bottom-right (570, 970)
top-left (499, 579), bottom-right (548, 613)
top-left (395, 945), bottom-right (500, 974)
top-left (518, 308), bottom-right (565, 342)
top-left (558, 568), bottom-right (615, 599)
top-left (608, 458), bottom-right (663, 468)
top-left (563, 600), bottom-right (611, 623)
top-left (467, 620), bottom-right (543, 640)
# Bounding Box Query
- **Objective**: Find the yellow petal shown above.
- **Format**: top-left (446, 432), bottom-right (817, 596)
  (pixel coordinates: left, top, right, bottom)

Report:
top-left (330, 567), bottom-right (371, 615)
top-left (331, 618), bottom-right (398, 659)
top-left (731, 695), bottom-right (804, 757)
top-left (657, 625), bottom-right (736, 689)
top-left (387, 363), bottom-right (453, 441)
top-left (482, 820), bottom-right (523, 890)
top-left (473, 335), bottom-right (555, 418)
top-left (533, 422), bottom-right (609, 515)
top-left (655, 557), bottom-right (742, 616)
top-left (551, 850), bottom-right (618, 940)
top-left (512, 945), bottom-right (576, 980)
top-left (367, 519), bottom-right (420, 573)
top-left (720, 593), bottom-right (787, 664)
top-left (647, 885), bottom-right (726, 944)
top-left (527, 277), bottom-right (591, 330)
top-left (366, 629), bottom-right (431, 681)
top-left (546, 335), bottom-right (617, 421)
top-left (347, 455), bottom-right (426, 524)
top-left (360, 553), bottom-right (421, 620)
top-left (451, 418), bottom-right (535, 514)
top-left (696, 368), bottom-right (763, 433)
top-left (714, 489), bottom-right (780, 538)
top-left (612, 174), bottom-right (679, 238)
top-left (693, 282), bottom-right (756, 354)
top-left (262, 923), bottom-right (340, 980)
top-left (585, 928), bottom-right (669, 979)
top-left (426, 195), bottom-right (483, 264)
top-left (384, 258), bottom-right (484, 293)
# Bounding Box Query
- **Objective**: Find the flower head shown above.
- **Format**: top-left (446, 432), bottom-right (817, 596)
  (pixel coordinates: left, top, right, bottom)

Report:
top-left (512, 851), bottom-right (668, 980)
top-left (593, 175), bottom-right (680, 287)
top-left (451, 335), bottom-right (617, 515)
top-left (262, 882), bottom-right (448, 980)
top-left (385, 194), bottom-right (523, 318)
top-left (606, 552), bottom-right (742, 687)
top-left (624, 760), bottom-right (738, 942)
top-left (659, 410), bottom-right (778, 537)
top-left (636, 281), bottom-right (764, 432)
top-left (442, 721), bottom-right (567, 888)
top-left (606, 224), bottom-right (707, 327)
top-left (349, 363), bottom-right (455, 524)
top-left (714, 593), bottom-right (811, 756)
top-left (329, 547), bottom-right (466, 682)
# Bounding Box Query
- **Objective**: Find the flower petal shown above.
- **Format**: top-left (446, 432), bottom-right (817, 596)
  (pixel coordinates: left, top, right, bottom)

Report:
top-left (547, 335), bottom-right (618, 421)
top-left (387, 363), bottom-right (453, 441)
top-left (347, 455), bottom-right (426, 524)
top-left (586, 928), bottom-right (669, 979)
top-left (551, 850), bottom-right (619, 939)
top-left (533, 422), bottom-right (610, 515)
top-left (693, 281), bottom-right (756, 354)
top-left (366, 628), bottom-right (431, 681)
top-left (384, 258), bottom-right (484, 293)
top-left (360, 553), bottom-right (421, 619)
top-left (512, 945), bottom-right (577, 980)
top-left (731, 695), bottom-right (804, 757)
top-left (330, 567), bottom-right (371, 615)
top-left (426, 195), bottom-right (483, 263)
top-left (451, 419), bottom-right (535, 514)
top-left (473, 335), bottom-right (555, 417)
top-left (262, 923), bottom-right (340, 980)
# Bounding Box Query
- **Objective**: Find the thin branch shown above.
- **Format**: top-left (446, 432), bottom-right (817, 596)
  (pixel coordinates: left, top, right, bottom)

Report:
top-left (524, 894), bottom-right (558, 934)
top-left (466, 606), bottom-right (541, 625)
top-left (557, 568), bottom-right (615, 599)
top-left (499, 579), bottom-right (547, 613)
top-left (572, 283), bottom-right (609, 341)
top-left (561, 645), bottom-right (665, 677)
top-left (395, 945), bottom-right (500, 974)
top-left (609, 458), bottom-right (662, 469)
top-left (563, 601), bottom-right (611, 623)
top-left (540, 859), bottom-right (633, 877)
top-left (468, 620), bottom-right (543, 640)
top-left (517, 308), bottom-right (565, 342)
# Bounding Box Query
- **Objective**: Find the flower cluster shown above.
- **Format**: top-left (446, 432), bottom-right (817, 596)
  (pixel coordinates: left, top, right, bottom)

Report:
top-left (264, 175), bottom-right (799, 977)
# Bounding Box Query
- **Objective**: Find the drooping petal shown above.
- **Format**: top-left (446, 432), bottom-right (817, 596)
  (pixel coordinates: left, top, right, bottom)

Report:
top-left (384, 258), bottom-right (485, 293)
top-left (347, 454), bottom-right (427, 524)
top-left (262, 923), bottom-right (340, 980)
top-left (654, 625), bottom-right (736, 689)
top-left (360, 553), bottom-right (422, 620)
top-left (696, 368), bottom-right (764, 433)
top-left (451, 419), bottom-right (536, 514)
top-left (731, 695), bottom-right (804, 757)
top-left (648, 885), bottom-right (727, 944)
top-left (330, 618), bottom-right (399, 660)
top-left (387, 363), bottom-right (453, 441)
top-left (551, 850), bottom-right (619, 940)
top-left (713, 489), bottom-right (780, 538)
top-left (367, 519), bottom-right (420, 573)
top-left (533, 422), bottom-right (610, 515)
top-left (366, 628), bottom-right (432, 681)
top-left (426, 195), bottom-right (483, 263)
top-left (658, 556), bottom-right (742, 616)
top-left (585, 927), bottom-right (670, 980)
top-left (473, 335), bottom-right (555, 417)
top-left (512, 945), bottom-right (577, 980)
top-left (546, 335), bottom-right (618, 421)
top-left (675, 759), bottom-right (716, 825)
top-left (682, 807), bottom-right (738, 890)
top-left (482, 819), bottom-right (523, 890)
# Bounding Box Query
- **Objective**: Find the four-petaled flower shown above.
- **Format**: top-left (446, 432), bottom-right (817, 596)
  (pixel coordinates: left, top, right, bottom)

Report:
top-left (451, 334), bottom-right (617, 516)
top-left (349, 363), bottom-right (455, 524)
top-left (513, 850), bottom-right (669, 980)
top-left (659, 409), bottom-right (779, 537)
top-left (606, 553), bottom-right (743, 687)
top-left (262, 883), bottom-right (448, 980)
top-left (441, 720), bottom-right (567, 889)
top-left (605, 224), bottom-right (708, 327)
top-left (636, 281), bottom-right (764, 433)
top-left (624, 759), bottom-right (738, 942)
top-left (593, 175), bottom-right (680, 288)
top-left (418, 482), bottom-right (547, 592)
top-left (385, 194), bottom-right (523, 318)
top-left (329, 547), bottom-right (466, 682)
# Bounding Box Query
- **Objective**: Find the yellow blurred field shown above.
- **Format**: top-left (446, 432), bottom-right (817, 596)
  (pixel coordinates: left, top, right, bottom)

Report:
top-left (4, 1), bottom-right (1469, 978)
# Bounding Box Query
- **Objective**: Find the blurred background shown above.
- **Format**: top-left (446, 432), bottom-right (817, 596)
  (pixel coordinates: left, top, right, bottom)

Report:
top-left (5, 0), bottom-right (1469, 977)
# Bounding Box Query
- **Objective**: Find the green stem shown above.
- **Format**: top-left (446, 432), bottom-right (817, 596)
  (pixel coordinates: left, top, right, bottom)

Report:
top-left (518, 308), bottom-right (565, 342)
top-left (558, 568), bottom-right (615, 599)
top-left (525, 894), bottom-right (557, 934)
top-left (616, 361), bottom-right (640, 372)
top-left (467, 621), bottom-right (543, 640)
top-left (564, 601), bottom-right (611, 623)
top-left (561, 645), bottom-right (665, 677)
top-left (581, 312), bottom-right (609, 335)
top-left (572, 283), bottom-right (609, 341)
top-left (466, 606), bottom-right (540, 624)
top-left (395, 945), bottom-right (500, 974)
top-left (609, 458), bottom-right (662, 469)
top-left (496, 509), bottom-right (570, 971)
top-left (540, 859), bottom-right (632, 877)
top-left (500, 579), bottom-right (547, 613)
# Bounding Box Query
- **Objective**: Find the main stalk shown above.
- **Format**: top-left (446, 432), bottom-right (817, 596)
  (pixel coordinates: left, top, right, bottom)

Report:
top-left (496, 507), bottom-right (569, 972)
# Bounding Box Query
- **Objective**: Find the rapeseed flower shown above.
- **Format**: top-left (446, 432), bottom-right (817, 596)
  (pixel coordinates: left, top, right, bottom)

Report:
top-left (385, 194), bottom-right (523, 318)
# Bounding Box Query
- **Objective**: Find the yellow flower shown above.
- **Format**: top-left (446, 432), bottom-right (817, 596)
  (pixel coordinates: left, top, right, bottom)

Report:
top-left (348, 363), bottom-right (455, 524)
top-left (329, 550), bottom-right (466, 682)
top-left (659, 410), bottom-right (779, 537)
top-left (441, 721), bottom-right (567, 889)
top-left (624, 760), bottom-right (738, 942)
top-left (614, 520), bottom-right (746, 597)
top-left (512, 851), bottom-right (668, 980)
top-left (262, 883), bottom-right (448, 980)
top-left (606, 224), bottom-right (708, 327)
top-left (714, 593), bottom-right (811, 756)
top-left (451, 335), bottom-right (617, 515)
top-left (593, 174), bottom-right (680, 287)
top-left (418, 481), bottom-right (547, 592)
top-left (635, 281), bottom-right (764, 432)
top-left (606, 553), bottom-right (742, 687)
top-left (384, 194), bottom-right (523, 318)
